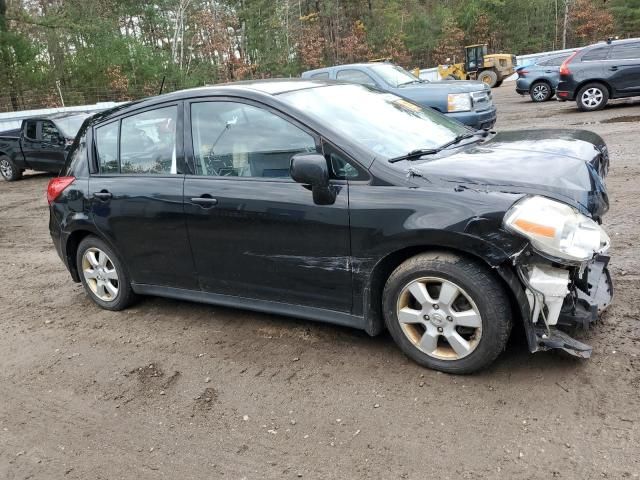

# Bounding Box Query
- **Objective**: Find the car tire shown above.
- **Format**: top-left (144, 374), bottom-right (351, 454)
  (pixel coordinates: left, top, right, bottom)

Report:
top-left (530, 81), bottom-right (552, 102)
top-left (76, 236), bottom-right (136, 311)
top-left (382, 252), bottom-right (512, 374)
top-left (0, 155), bottom-right (22, 182)
top-left (478, 70), bottom-right (498, 88)
top-left (576, 82), bottom-right (609, 111)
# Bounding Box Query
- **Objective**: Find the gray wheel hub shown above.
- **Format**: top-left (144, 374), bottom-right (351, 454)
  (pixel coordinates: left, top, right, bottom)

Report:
top-left (0, 159), bottom-right (12, 179)
top-left (582, 87), bottom-right (603, 108)
top-left (82, 247), bottom-right (119, 302)
top-left (396, 277), bottom-right (483, 361)
top-left (532, 84), bottom-right (548, 101)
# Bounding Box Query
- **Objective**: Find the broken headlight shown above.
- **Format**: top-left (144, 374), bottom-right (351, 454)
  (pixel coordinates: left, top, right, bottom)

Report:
top-left (504, 196), bottom-right (610, 263)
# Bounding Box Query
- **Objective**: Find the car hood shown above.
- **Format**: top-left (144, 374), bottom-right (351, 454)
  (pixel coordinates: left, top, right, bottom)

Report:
top-left (408, 129), bottom-right (609, 218)
top-left (398, 80), bottom-right (488, 95)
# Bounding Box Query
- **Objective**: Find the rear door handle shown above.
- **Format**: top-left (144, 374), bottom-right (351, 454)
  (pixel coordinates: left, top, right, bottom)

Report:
top-left (609, 66), bottom-right (618, 71)
top-left (191, 195), bottom-right (218, 208)
top-left (93, 191), bottom-right (112, 200)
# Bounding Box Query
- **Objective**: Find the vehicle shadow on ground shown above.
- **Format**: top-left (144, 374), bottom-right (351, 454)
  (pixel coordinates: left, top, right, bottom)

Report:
top-left (132, 294), bottom-right (585, 379)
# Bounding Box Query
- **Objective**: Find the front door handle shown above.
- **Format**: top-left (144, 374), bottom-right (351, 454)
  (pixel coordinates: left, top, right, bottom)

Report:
top-left (191, 195), bottom-right (218, 208)
top-left (609, 66), bottom-right (618, 71)
top-left (93, 191), bottom-right (112, 201)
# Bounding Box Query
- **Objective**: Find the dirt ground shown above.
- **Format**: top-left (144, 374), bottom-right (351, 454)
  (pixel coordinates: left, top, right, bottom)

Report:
top-left (1, 87), bottom-right (639, 480)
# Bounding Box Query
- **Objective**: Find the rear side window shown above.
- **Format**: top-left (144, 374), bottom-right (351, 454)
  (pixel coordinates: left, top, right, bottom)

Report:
top-left (582, 47), bottom-right (609, 61)
top-left (24, 121), bottom-right (37, 140)
top-left (609, 43), bottom-right (640, 60)
top-left (541, 55), bottom-right (569, 66)
top-left (310, 72), bottom-right (330, 79)
top-left (120, 106), bottom-right (177, 174)
top-left (336, 69), bottom-right (377, 86)
top-left (95, 122), bottom-right (119, 173)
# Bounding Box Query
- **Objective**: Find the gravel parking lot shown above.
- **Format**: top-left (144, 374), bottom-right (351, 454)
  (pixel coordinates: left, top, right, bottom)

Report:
top-left (1, 87), bottom-right (639, 480)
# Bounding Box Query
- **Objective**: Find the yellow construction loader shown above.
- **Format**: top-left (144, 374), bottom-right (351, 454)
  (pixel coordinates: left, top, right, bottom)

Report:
top-left (437, 44), bottom-right (516, 88)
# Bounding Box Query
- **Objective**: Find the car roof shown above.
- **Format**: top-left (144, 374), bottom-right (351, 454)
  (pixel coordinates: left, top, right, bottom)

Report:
top-left (91, 79), bottom-right (341, 124)
top-left (584, 37), bottom-right (640, 49)
top-left (303, 62), bottom-right (393, 75)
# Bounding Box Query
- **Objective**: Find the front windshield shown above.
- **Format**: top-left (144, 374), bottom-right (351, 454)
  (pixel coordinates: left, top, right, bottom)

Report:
top-left (279, 84), bottom-right (469, 159)
top-left (56, 114), bottom-right (91, 138)
top-left (368, 64), bottom-right (421, 87)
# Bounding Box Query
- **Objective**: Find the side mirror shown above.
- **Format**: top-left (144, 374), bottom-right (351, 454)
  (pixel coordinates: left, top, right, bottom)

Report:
top-left (290, 153), bottom-right (329, 186)
top-left (290, 153), bottom-right (336, 205)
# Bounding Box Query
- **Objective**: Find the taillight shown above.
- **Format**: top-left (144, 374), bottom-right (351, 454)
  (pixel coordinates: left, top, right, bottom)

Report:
top-left (559, 50), bottom-right (579, 76)
top-left (47, 176), bottom-right (75, 204)
top-left (518, 69), bottom-right (529, 77)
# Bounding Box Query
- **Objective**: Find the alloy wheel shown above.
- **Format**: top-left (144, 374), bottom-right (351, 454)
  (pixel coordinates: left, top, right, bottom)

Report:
top-left (0, 159), bottom-right (12, 179)
top-left (396, 277), bottom-right (482, 360)
top-left (582, 87), bottom-right (604, 108)
top-left (82, 247), bottom-right (119, 302)
top-left (532, 84), bottom-right (549, 101)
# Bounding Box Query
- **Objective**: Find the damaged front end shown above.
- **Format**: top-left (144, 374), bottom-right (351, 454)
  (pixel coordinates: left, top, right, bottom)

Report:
top-left (515, 253), bottom-right (613, 358)
top-left (503, 195), bottom-right (613, 358)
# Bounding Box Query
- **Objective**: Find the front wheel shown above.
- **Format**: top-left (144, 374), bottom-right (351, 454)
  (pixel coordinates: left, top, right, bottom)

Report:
top-left (0, 155), bottom-right (22, 182)
top-left (76, 236), bottom-right (136, 311)
top-left (576, 82), bottom-right (609, 111)
top-left (383, 252), bottom-right (512, 374)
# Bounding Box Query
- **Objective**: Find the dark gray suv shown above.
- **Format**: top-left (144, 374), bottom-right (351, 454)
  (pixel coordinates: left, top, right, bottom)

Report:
top-left (557, 38), bottom-right (640, 111)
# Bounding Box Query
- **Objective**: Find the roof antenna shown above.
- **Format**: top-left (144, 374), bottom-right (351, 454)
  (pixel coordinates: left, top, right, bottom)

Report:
top-left (158, 75), bottom-right (166, 95)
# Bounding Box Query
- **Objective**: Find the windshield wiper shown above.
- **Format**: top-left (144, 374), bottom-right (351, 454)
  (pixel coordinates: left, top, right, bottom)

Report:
top-left (398, 80), bottom-right (423, 86)
top-left (388, 131), bottom-right (484, 163)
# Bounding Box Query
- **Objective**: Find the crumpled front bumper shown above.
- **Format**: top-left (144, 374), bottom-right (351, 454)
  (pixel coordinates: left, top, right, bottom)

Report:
top-left (524, 255), bottom-right (613, 358)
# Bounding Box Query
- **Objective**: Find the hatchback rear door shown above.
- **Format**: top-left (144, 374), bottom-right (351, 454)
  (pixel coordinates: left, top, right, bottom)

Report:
top-left (183, 98), bottom-right (353, 313)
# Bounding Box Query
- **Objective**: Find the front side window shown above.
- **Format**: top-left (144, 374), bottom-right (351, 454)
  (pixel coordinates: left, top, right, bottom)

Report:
top-left (95, 122), bottom-right (119, 174)
top-left (336, 69), bottom-right (377, 86)
top-left (120, 106), bottom-right (177, 174)
top-left (41, 121), bottom-right (60, 144)
top-left (190, 101), bottom-right (316, 178)
top-left (280, 84), bottom-right (468, 159)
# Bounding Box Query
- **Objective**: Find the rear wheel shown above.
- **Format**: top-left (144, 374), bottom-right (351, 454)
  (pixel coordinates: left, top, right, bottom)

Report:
top-left (530, 81), bottom-right (552, 102)
top-left (0, 155), bottom-right (22, 182)
top-left (576, 82), bottom-right (609, 111)
top-left (478, 70), bottom-right (498, 88)
top-left (383, 252), bottom-right (512, 374)
top-left (76, 236), bottom-right (136, 311)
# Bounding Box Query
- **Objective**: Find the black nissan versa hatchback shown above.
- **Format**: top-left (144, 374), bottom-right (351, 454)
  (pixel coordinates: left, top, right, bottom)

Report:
top-left (48, 80), bottom-right (613, 374)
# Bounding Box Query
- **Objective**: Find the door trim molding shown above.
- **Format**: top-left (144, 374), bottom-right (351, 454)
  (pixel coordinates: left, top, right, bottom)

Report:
top-left (131, 283), bottom-right (366, 331)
